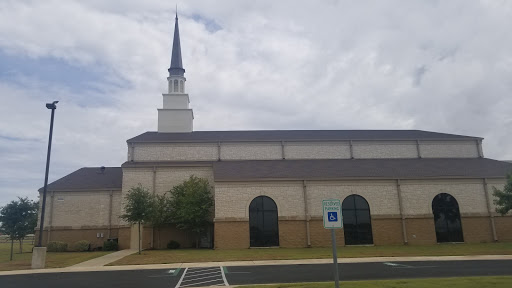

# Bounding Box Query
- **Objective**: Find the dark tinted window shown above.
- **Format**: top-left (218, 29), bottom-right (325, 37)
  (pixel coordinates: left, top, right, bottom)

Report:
top-left (342, 194), bottom-right (373, 245)
top-left (249, 196), bottom-right (279, 247)
top-left (432, 193), bottom-right (464, 243)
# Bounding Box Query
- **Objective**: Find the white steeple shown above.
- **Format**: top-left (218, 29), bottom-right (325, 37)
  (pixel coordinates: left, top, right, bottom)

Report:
top-left (158, 12), bottom-right (194, 133)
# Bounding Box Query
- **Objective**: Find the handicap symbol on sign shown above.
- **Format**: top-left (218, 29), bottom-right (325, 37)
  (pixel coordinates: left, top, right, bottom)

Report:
top-left (328, 212), bottom-right (338, 222)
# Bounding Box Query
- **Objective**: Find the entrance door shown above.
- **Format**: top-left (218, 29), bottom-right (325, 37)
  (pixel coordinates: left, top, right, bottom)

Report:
top-left (432, 193), bottom-right (464, 243)
top-left (249, 196), bottom-right (279, 247)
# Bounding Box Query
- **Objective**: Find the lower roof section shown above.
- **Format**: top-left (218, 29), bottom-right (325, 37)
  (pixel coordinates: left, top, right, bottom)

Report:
top-left (212, 158), bottom-right (512, 181)
top-left (39, 167), bottom-right (122, 192)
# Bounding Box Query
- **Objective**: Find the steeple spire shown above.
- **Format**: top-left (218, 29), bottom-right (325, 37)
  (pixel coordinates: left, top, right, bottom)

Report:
top-left (158, 9), bottom-right (193, 133)
top-left (169, 10), bottom-right (185, 76)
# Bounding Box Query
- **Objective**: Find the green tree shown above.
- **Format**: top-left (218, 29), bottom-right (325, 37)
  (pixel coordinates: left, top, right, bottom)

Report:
top-left (148, 193), bottom-right (172, 249)
top-left (121, 185), bottom-right (153, 254)
top-left (0, 197), bottom-right (38, 260)
top-left (169, 176), bottom-right (214, 248)
top-left (493, 173), bottom-right (512, 215)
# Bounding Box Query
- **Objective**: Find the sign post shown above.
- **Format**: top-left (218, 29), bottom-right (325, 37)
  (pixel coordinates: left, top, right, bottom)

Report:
top-left (323, 199), bottom-right (342, 288)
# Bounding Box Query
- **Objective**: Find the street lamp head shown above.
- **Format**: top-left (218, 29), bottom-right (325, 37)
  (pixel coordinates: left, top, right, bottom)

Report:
top-left (46, 101), bottom-right (59, 110)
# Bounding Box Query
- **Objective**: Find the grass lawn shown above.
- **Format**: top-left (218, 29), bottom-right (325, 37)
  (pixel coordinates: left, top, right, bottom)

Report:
top-left (0, 241), bottom-right (113, 271)
top-left (237, 276), bottom-right (512, 288)
top-left (109, 242), bottom-right (512, 266)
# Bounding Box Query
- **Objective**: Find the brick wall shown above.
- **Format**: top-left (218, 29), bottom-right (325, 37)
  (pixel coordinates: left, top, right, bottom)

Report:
top-left (278, 220), bottom-right (308, 248)
top-left (152, 225), bottom-right (197, 249)
top-left (400, 179), bottom-right (488, 216)
top-left (420, 140), bottom-right (479, 158)
top-left (405, 217), bottom-right (437, 245)
top-left (220, 142), bottom-right (282, 160)
top-left (133, 143), bottom-right (218, 161)
top-left (214, 181), bottom-right (304, 219)
top-left (495, 216), bottom-right (512, 241)
top-left (352, 141), bottom-right (418, 159)
top-left (37, 190), bottom-right (121, 229)
top-left (284, 142), bottom-right (350, 159)
top-left (307, 180), bottom-right (400, 216)
top-left (214, 221), bottom-right (249, 249)
top-left (372, 218), bottom-right (403, 245)
top-left (129, 140), bottom-right (480, 162)
top-left (308, 220), bottom-right (345, 247)
top-left (462, 216), bottom-right (494, 243)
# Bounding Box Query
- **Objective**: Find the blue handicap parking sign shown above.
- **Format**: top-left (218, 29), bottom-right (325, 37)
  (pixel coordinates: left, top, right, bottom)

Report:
top-left (328, 212), bottom-right (338, 222)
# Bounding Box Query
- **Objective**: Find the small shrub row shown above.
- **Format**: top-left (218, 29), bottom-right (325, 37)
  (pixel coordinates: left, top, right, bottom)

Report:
top-left (167, 240), bottom-right (180, 249)
top-left (103, 240), bottom-right (119, 251)
top-left (47, 241), bottom-right (68, 252)
top-left (72, 240), bottom-right (91, 252)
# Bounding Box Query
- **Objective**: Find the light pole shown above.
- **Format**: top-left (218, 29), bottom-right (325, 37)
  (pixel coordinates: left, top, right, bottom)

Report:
top-left (37, 101), bottom-right (59, 247)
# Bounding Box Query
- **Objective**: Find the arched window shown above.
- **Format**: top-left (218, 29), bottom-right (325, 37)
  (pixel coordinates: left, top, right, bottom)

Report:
top-left (342, 195), bottom-right (373, 245)
top-left (432, 193), bottom-right (464, 243)
top-left (180, 80), bottom-right (184, 93)
top-left (174, 79), bottom-right (179, 92)
top-left (249, 196), bottom-right (279, 247)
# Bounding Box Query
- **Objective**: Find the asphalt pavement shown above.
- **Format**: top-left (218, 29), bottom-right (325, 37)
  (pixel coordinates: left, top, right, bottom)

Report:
top-left (1, 259), bottom-right (511, 288)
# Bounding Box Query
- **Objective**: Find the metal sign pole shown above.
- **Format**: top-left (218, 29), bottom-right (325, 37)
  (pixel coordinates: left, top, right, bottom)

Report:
top-left (331, 229), bottom-right (340, 288)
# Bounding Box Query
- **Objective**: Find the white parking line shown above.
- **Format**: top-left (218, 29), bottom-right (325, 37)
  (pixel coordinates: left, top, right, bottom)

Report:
top-left (181, 274), bottom-right (221, 283)
top-left (180, 278), bottom-right (224, 287)
top-left (175, 266), bottom-right (227, 287)
top-left (383, 262), bottom-right (437, 269)
top-left (186, 268), bottom-right (219, 274)
top-left (182, 271), bottom-right (220, 278)
top-left (220, 266), bottom-right (229, 286)
top-left (174, 267), bottom-right (188, 288)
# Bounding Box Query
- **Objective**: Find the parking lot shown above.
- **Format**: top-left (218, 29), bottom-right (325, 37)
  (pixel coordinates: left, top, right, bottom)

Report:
top-left (1, 259), bottom-right (512, 288)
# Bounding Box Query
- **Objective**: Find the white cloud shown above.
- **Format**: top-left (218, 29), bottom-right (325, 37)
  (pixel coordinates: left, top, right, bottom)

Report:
top-left (0, 0), bottom-right (511, 205)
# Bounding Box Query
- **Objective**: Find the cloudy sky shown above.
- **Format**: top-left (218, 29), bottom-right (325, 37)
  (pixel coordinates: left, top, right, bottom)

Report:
top-left (0, 0), bottom-right (511, 206)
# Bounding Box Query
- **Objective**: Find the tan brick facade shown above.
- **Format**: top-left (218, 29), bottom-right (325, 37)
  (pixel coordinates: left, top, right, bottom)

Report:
top-left (308, 220), bottom-right (345, 247)
top-left (36, 135), bottom-right (510, 250)
top-left (461, 216), bottom-right (494, 243)
top-left (152, 225), bottom-right (197, 249)
top-left (278, 220), bottom-right (308, 248)
top-left (214, 221), bottom-right (250, 249)
top-left (495, 216), bottom-right (512, 242)
top-left (403, 217), bottom-right (437, 245)
top-left (372, 218), bottom-right (403, 245)
top-left (129, 140), bottom-right (480, 162)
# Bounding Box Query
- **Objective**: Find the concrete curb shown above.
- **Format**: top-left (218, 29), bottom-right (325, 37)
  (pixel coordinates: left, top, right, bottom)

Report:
top-left (2, 254), bottom-right (512, 276)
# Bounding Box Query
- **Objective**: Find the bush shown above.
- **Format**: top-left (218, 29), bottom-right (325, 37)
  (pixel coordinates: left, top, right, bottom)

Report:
top-left (167, 240), bottom-right (180, 249)
top-left (72, 240), bottom-right (90, 252)
top-left (103, 240), bottom-right (119, 251)
top-left (47, 241), bottom-right (68, 252)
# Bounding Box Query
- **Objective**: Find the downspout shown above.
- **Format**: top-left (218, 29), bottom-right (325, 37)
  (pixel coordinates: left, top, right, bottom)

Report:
top-left (416, 140), bottom-right (422, 158)
top-left (151, 166), bottom-right (156, 248)
top-left (217, 141), bottom-right (221, 161)
top-left (349, 140), bottom-right (354, 159)
top-left (108, 190), bottom-right (113, 238)
top-left (477, 140), bottom-right (484, 158)
top-left (281, 141), bottom-right (285, 160)
top-left (396, 179), bottom-right (408, 244)
top-left (130, 143), bottom-right (135, 161)
top-left (483, 178), bottom-right (498, 241)
top-left (303, 180), bottom-right (311, 247)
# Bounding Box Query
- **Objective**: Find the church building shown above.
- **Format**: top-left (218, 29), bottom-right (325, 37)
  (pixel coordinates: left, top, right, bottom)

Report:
top-left (36, 15), bottom-right (512, 250)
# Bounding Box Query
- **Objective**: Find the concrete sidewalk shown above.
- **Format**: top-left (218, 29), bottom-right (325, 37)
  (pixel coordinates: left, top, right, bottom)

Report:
top-left (69, 249), bottom-right (138, 268)
top-left (2, 254), bottom-right (512, 276)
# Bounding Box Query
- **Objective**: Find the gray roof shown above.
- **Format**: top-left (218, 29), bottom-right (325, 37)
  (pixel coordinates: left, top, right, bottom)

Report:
top-left (38, 167), bottom-right (122, 192)
top-left (127, 130), bottom-right (481, 143)
top-left (212, 158), bottom-right (512, 181)
top-left (168, 13), bottom-right (184, 76)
